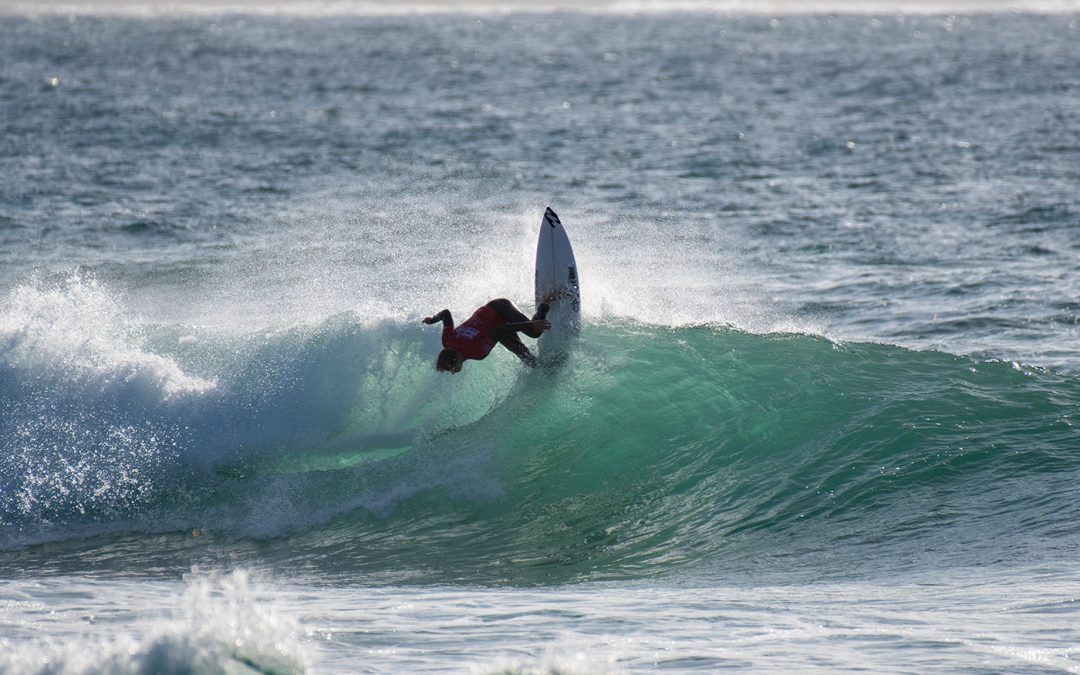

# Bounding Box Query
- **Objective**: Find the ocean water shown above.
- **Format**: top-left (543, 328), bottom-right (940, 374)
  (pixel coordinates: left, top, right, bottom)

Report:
top-left (2, 6), bottom-right (1080, 673)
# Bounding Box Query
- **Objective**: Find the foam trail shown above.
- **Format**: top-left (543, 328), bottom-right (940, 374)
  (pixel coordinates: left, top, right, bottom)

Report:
top-left (0, 571), bottom-right (309, 674)
top-left (0, 272), bottom-right (521, 545)
top-left (0, 275), bottom-right (212, 532)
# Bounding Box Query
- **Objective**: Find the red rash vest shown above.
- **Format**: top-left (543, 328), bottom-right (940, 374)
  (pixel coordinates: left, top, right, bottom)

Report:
top-left (442, 306), bottom-right (506, 361)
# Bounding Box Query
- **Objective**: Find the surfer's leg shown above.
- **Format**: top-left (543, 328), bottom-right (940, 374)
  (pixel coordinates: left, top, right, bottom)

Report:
top-left (487, 298), bottom-right (528, 322)
top-left (488, 298), bottom-right (546, 339)
top-left (498, 333), bottom-right (538, 367)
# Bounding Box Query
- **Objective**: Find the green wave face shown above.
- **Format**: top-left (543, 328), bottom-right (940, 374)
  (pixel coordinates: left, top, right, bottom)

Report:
top-left (4, 320), bottom-right (1078, 584)
top-left (268, 322), bottom-right (1080, 584)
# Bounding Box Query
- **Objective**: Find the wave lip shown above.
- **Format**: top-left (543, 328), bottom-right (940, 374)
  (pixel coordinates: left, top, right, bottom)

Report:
top-left (0, 274), bottom-right (216, 399)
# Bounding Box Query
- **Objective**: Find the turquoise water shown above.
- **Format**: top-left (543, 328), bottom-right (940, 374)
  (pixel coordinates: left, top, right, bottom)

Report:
top-left (2, 8), bottom-right (1080, 673)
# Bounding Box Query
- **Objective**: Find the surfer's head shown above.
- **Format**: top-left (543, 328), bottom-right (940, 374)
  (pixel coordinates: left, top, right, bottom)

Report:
top-left (436, 348), bottom-right (463, 373)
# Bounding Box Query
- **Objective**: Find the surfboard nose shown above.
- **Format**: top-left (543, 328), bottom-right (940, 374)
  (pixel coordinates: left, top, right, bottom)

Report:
top-left (544, 207), bottom-right (561, 228)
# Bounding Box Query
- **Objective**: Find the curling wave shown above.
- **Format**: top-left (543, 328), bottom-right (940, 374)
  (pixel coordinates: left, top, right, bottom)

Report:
top-left (2, 277), bottom-right (1078, 583)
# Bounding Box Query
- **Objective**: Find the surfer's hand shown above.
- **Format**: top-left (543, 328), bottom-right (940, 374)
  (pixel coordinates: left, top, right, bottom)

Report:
top-left (422, 309), bottom-right (449, 325)
top-left (533, 319), bottom-right (551, 333)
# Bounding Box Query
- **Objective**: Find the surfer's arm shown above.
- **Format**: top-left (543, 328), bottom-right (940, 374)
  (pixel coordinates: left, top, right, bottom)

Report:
top-left (422, 309), bottom-right (453, 329)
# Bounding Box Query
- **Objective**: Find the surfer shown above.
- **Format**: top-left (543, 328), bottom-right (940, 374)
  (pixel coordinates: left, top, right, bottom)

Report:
top-left (423, 298), bottom-right (551, 372)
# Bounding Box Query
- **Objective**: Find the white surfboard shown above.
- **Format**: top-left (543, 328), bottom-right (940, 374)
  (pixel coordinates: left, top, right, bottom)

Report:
top-left (534, 207), bottom-right (581, 361)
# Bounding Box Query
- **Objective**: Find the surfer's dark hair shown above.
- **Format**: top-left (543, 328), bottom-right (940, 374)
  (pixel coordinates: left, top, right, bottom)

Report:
top-left (436, 348), bottom-right (461, 372)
